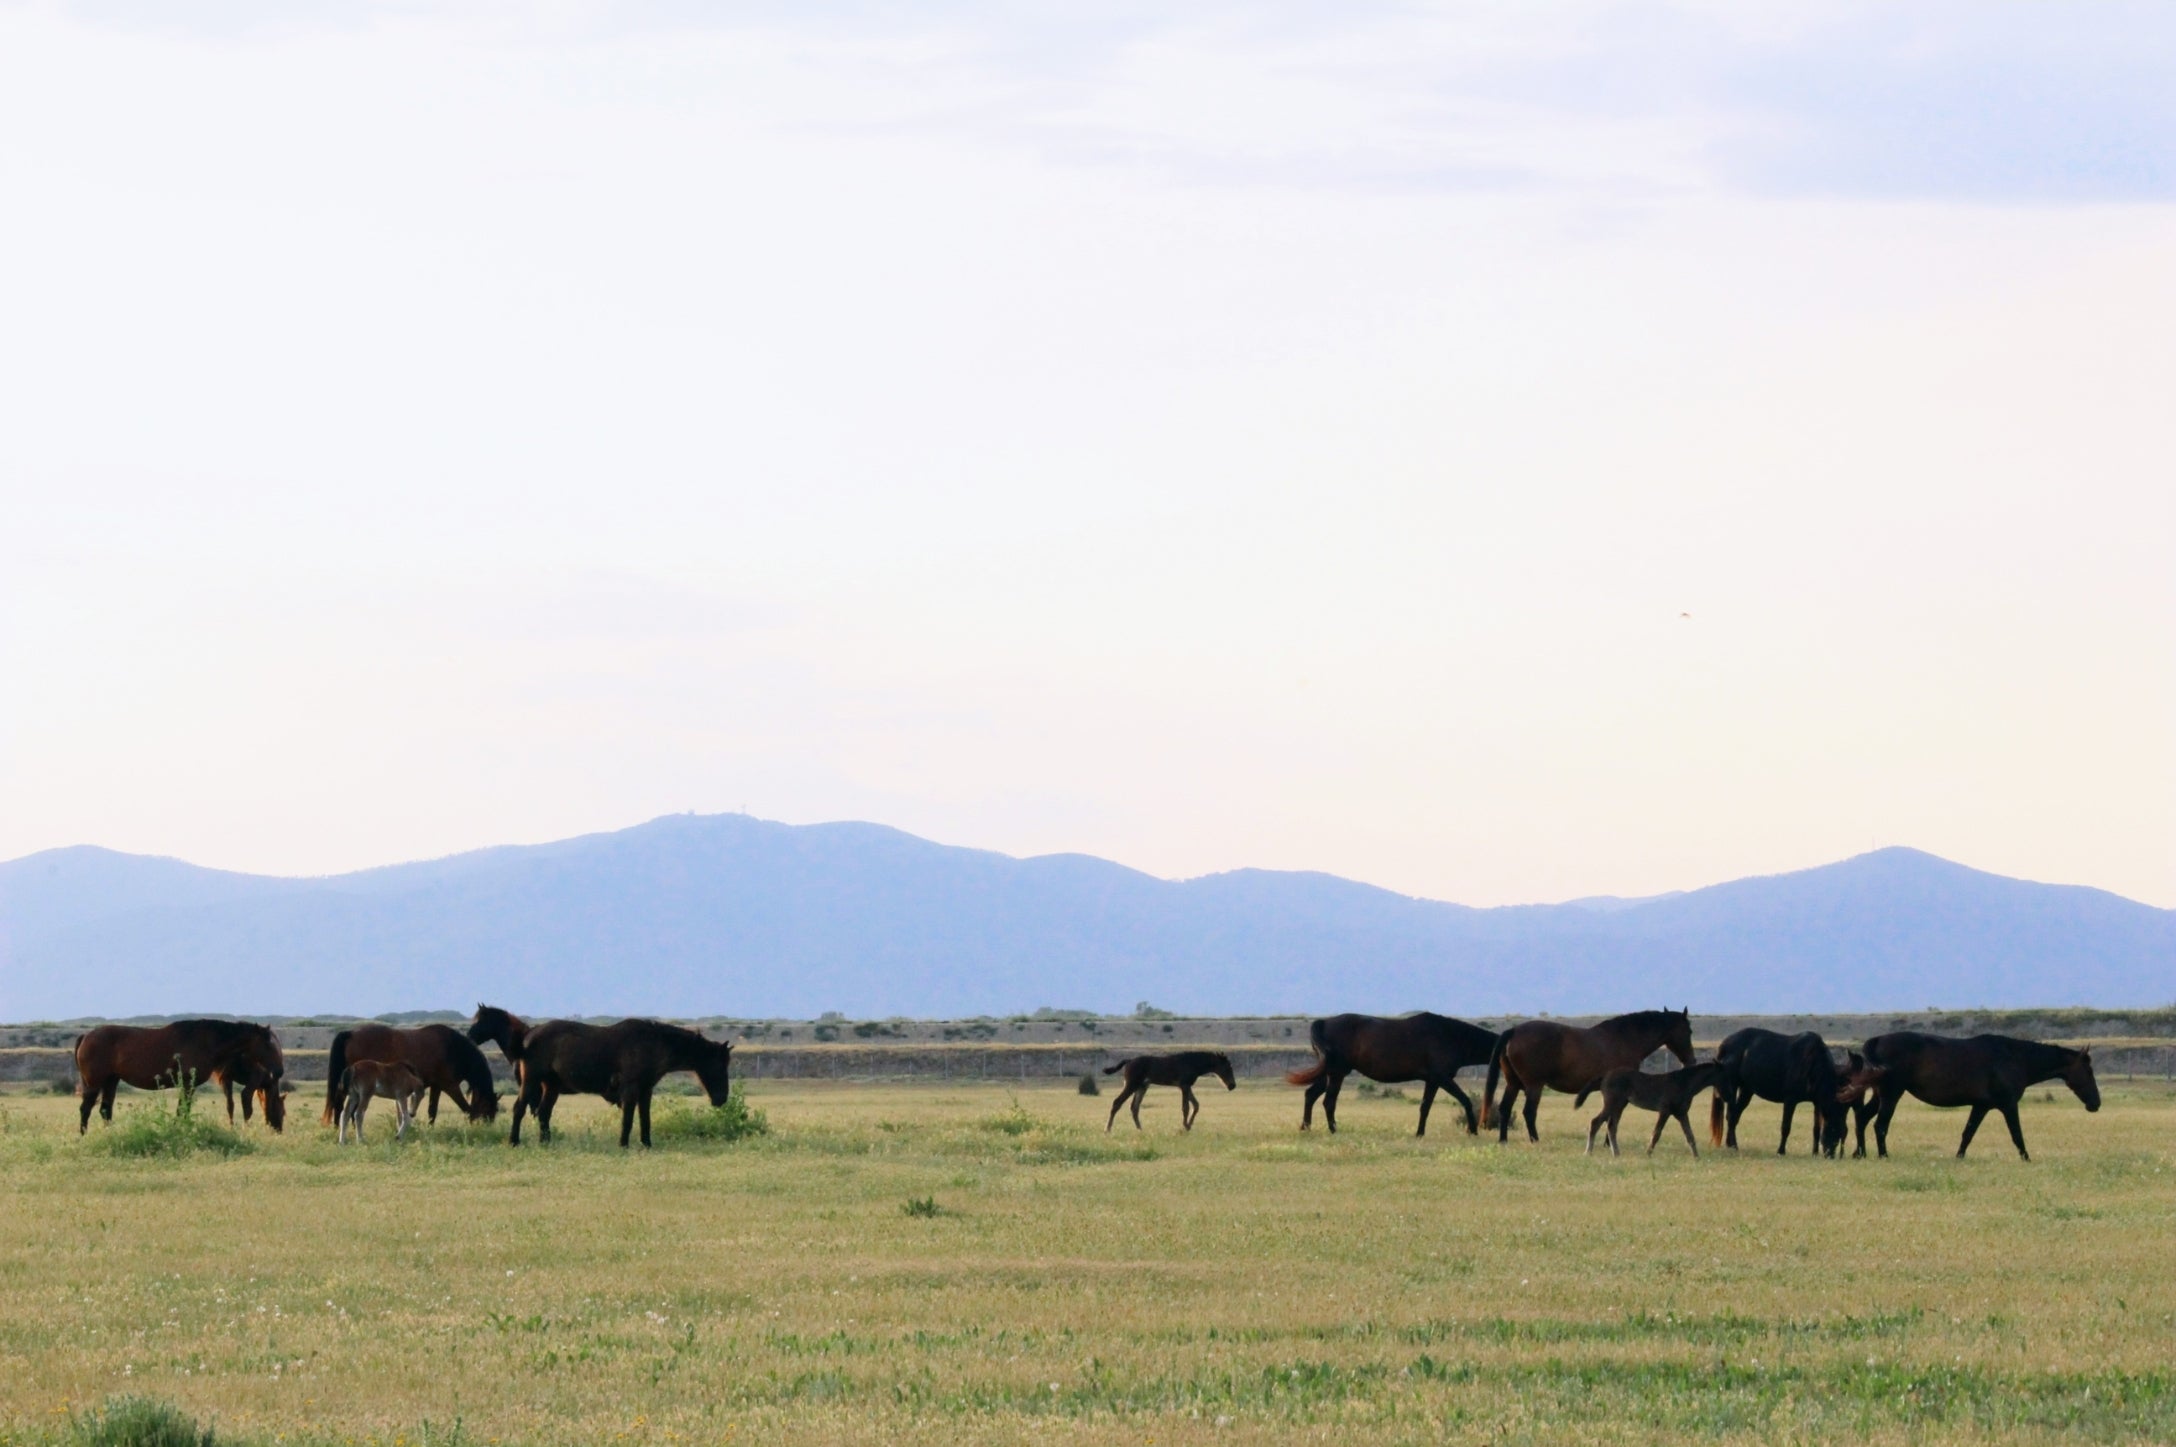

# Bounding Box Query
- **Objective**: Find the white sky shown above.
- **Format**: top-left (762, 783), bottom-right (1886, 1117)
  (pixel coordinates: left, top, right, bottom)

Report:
top-left (2, 2), bottom-right (2171, 906)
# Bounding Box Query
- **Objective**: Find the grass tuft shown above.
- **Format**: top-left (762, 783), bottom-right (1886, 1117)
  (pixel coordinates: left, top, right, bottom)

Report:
top-left (79, 1077), bottom-right (251, 1160)
top-left (646, 1087), bottom-right (770, 1144)
top-left (901, 1195), bottom-right (944, 1217)
top-left (67, 1396), bottom-right (217, 1447)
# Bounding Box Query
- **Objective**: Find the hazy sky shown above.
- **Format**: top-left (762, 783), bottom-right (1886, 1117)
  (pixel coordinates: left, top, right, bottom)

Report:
top-left (2, 2), bottom-right (2171, 907)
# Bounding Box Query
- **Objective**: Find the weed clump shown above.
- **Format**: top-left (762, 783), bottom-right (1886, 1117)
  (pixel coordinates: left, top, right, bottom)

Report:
top-left (80, 1076), bottom-right (252, 1161)
top-left (648, 1088), bottom-right (770, 1144)
top-left (901, 1195), bottom-right (944, 1218)
top-left (980, 1099), bottom-right (1038, 1136)
top-left (1077, 1072), bottom-right (1099, 1096)
top-left (68, 1395), bottom-right (217, 1447)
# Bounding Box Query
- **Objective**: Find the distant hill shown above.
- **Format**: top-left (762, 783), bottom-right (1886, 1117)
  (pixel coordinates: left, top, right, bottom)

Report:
top-left (2, 815), bottom-right (2169, 1020)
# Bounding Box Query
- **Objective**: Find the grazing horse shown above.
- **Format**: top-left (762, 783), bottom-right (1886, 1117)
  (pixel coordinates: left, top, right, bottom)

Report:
top-left (1484, 1008), bottom-right (1694, 1143)
top-left (1838, 1032), bottom-right (2099, 1161)
top-left (510, 1018), bottom-right (734, 1148)
top-left (1285, 1013), bottom-right (1501, 1136)
top-left (323, 1024), bottom-right (500, 1129)
top-left (1587, 1060), bottom-right (1727, 1157)
top-left (1710, 1028), bottom-right (1849, 1157)
top-left (337, 1060), bottom-right (426, 1144)
top-left (74, 1021), bottom-right (288, 1134)
top-left (1102, 1052), bottom-right (1235, 1131)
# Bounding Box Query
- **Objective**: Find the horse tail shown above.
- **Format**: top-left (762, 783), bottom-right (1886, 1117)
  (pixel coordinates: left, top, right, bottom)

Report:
top-left (1285, 1019), bottom-right (1330, 1087)
top-left (1709, 1085), bottom-right (1727, 1146)
top-left (323, 1030), bottom-right (352, 1127)
top-left (1836, 1064), bottom-right (1884, 1106)
top-left (1481, 1030), bottom-right (1509, 1128)
top-left (1102, 1058), bottom-right (1131, 1075)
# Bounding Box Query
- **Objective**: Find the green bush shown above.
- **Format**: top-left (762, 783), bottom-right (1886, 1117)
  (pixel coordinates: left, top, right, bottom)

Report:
top-left (646, 1088), bottom-right (769, 1143)
top-left (979, 1099), bottom-right (1038, 1136)
top-left (81, 1076), bottom-right (252, 1161)
top-left (900, 1195), bottom-right (943, 1218)
top-left (68, 1396), bottom-right (217, 1447)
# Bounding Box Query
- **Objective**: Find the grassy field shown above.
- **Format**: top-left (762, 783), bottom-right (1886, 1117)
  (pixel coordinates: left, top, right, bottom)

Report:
top-left (0, 1077), bottom-right (2170, 1446)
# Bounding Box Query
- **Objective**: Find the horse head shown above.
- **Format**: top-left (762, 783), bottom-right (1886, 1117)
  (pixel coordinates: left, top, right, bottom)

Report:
top-left (1663, 1009), bottom-right (1696, 1068)
top-left (694, 1037), bottom-right (735, 1108)
top-left (1212, 1052), bottom-right (1237, 1091)
top-left (2064, 1047), bottom-right (2101, 1112)
top-left (243, 1025), bottom-right (287, 1131)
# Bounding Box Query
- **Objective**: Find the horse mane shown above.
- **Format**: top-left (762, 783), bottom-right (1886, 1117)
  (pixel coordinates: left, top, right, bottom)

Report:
top-left (1597, 1008), bottom-right (1684, 1032)
top-left (630, 1018), bottom-right (728, 1051)
top-left (1996, 1036), bottom-right (2083, 1075)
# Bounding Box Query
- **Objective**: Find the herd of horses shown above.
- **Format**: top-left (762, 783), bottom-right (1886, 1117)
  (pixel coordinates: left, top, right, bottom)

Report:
top-left (67, 1005), bottom-right (2102, 1160)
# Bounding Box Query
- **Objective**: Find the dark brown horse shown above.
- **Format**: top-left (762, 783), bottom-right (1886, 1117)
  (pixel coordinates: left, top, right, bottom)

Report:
top-left (1709, 1028), bottom-right (1849, 1156)
top-left (1587, 1060), bottom-right (1727, 1157)
top-left (1484, 1008), bottom-right (1694, 1142)
top-left (73, 1020), bottom-right (288, 1133)
top-left (323, 1024), bottom-right (500, 1128)
top-left (466, 1003), bottom-right (531, 1076)
top-left (1102, 1051), bottom-right (1235, 1131)
top-left (509, 1018), bottom-right (734, 1148)
top-left (1838, 1032), bottom-right (2100, 1161)
top-left (1286, 1013), bottom-right (1501, 1135)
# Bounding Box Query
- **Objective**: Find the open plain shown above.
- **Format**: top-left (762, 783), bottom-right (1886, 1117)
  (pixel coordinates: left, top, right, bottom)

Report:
top-left (1, 1077), bottom-right (2171, 1446)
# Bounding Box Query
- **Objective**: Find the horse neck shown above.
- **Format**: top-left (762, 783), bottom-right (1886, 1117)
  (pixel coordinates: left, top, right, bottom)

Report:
top-left (2016, 1040), bottom-right (2079, 1085)
top-left (1600, 1016), bottom-right (1678, 1064)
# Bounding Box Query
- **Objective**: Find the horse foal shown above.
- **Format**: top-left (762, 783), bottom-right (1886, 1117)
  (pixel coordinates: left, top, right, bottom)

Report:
top-left (1587, 1061), bottom-right (1727, 1157)
top-left (338, 1060), bottom-right (426, 1144)
top-left (1103, 1052), bottom-right (1235, 1131)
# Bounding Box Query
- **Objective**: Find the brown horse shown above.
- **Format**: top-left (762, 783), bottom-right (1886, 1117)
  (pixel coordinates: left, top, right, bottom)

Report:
top-left (337, 1059), bottom-right (426, 1144)
top-left (74, 1020), bottom-right (288, 1133)
top-left (1286, 1013), bottom-right (1501, 1135)
top-left (1483, 1008), bottom-right (1694, 1142)
top-left (1587, 1060), bottom-right (1727, 1157)
top-left (1838, 1032), bottom-right (2100, 1161)
top-left (322, 1024), bottom-right (500, 1128)
top-left (1102, 1051), bottom-right (1235, 1131)
top-left (510, 1018), bottom-right (733, 1148)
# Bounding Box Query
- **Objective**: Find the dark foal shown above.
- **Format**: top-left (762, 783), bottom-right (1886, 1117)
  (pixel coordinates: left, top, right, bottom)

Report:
top-left (1711, 1028), bottom-right (1849, 1157)
top-left (1587, 1060), bottom-right (1727, 1157)
top-left (1838, 1032), bottom-right (2099, 1161)
top-left (1103, 1052), bottom-right (1235, 1131)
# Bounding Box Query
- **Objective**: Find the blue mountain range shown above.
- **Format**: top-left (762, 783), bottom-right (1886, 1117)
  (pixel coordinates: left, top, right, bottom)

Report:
top-left (2, 814), bottom-right (2168, 1019)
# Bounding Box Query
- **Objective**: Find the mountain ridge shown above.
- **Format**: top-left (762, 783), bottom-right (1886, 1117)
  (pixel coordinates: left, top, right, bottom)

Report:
top-left (2, 818), bottom-right (2169, 1020)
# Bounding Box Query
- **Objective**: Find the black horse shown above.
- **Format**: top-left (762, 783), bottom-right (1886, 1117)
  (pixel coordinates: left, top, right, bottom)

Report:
top-left (1102, 1051), bottom-right (1235, 1131)
top-left (1838, 1032), bottom-right (2100, 1161)
top-left (1710, 1028), bottom-right (1849, 1157)
top-left (1285, 1013), bottom-right (1500, 1136)
top-left (508, 1017), bottom-right (733, 1148)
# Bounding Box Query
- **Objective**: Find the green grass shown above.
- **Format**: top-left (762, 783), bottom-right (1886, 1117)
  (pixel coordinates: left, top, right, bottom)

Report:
top-left (1, 1079), bottom-right (2171, 1446)
top-left (76, 1079), bottom-right (252, 1162)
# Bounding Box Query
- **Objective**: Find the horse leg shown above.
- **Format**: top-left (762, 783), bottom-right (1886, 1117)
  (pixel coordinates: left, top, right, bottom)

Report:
top-left (427, 1087), bottom-right (441, 1125)
top-left (1647, 1112), bottom-right (1668, 1154)
top-left (221, 1076), bottom-right (238, 1127)
top-left (1442, 1078), bottom-right (1479, 1136)
top-left (1321, 1072), bottom-right (1345, 1134)
top-left (1872, 1092), bottom-right (1899, 1159)
top-left (1956, 1103), bottom-right (1989, 1158)
top-left (1586, 1106), bottom-right (1605, 1155)
top-left (1607, 1103), bottom-right (1623, 1157)
top-left (1777, 1100), bottom-right (1797, 1155)
top-left (1106, 1083), bottom-right (1131, 1132)
top-left (1494, 1070), bottom-right (1519, 1144)
top-left (638, 1088), bottom-right (654, 1148)
top-left (100, 1080), bottom-right (119, 1124)
top-left (1998, 1101), bottom-right (2029, 1161)
top-left (1416, 1081), bottom-right (1437, 1138)
top-left (1130, 1085), bottom-right (1146, 1130)
top-left (1725, 1086), bottom-right (1746, 1149)
top-left (1300, 1077), bottom-right (1323, 1131)
top-left (79, 1076), bottom-right (99, 1133)
top-left (1180, 1084), bottom-right (1199, 1130)
top-left (1520, 1083), bottom-right (1541, 1144)
top-left (536, 1084), bottom-right (561, 1146)
top-left (509, 1083), bottom-right (532, 1146)
top-left (1676, 1109), bottom-right (1700, 1158)
top-left (619, 1092), bottom-right (639, 1148)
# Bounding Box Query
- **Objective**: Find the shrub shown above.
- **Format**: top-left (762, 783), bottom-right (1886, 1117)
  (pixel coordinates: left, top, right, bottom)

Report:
top-left (50, 1073), bottom-right (78, 1094)
top-left (1077, 1072), bottom-right (1100, 1096)
top-left (901, 1195), bottom-right (943, 1218)
top-left (979, 1099), bottom-right (1038, 1136)
top-left (647, 1088), bottom-right (770, 1144)
top-left (68, 1396), bottom-right (217, 1447)
top-left (80, 1075), bottom-right (252, 1161)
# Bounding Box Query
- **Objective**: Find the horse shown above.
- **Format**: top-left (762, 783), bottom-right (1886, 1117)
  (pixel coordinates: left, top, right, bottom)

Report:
top-left (1587, 1060), bottom-right (1728, 1157)
top-left (337, 1059), bottom-right (426, 1144)
top-left (1483, 1008), bottom-right (1694, 1142)
top-left (509, 1018), bottom-right (734, 1148)
top-left (467, 1003), bottom-right (531, 1076)
top-left (1837, 1032), bottom-right (2099, 1161)
top-left (323, 1024), bottom-right (500, 1129)
top-left (1709, 1028), bottom-right (1849, 1156)
top-left (73, 1020), bottom-right (288, 1134)
top-left (1284, 1013), bottom-right (1500, 1136)
top-left (1102, 1051), bottom-right (1235, 1131)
